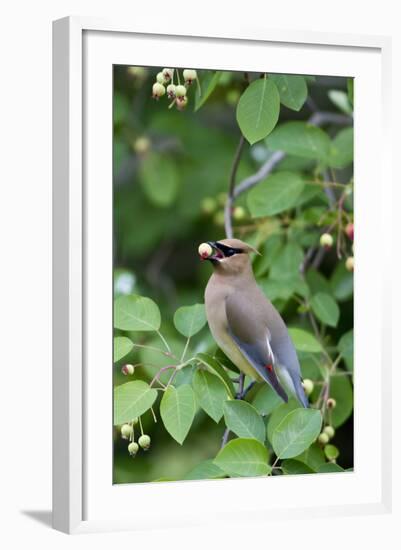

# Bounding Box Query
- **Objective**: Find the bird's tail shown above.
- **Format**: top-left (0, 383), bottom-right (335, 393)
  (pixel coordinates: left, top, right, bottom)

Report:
top-left (276, 364), bottom-right (309, 408)
top-left (293, 376), bottom-right (309, 408)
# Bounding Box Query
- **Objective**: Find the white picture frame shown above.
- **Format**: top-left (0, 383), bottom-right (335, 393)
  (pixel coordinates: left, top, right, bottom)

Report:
top-left (52, 16), bottom-right (392, 534)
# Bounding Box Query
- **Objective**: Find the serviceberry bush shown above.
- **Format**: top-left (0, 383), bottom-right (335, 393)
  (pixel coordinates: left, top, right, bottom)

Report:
top-left (113, 67), bottom-right (354, 483)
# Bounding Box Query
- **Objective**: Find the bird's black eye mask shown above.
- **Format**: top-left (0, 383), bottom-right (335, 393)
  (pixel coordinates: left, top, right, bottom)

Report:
top-left (208, 241), bottom-right (244, 260)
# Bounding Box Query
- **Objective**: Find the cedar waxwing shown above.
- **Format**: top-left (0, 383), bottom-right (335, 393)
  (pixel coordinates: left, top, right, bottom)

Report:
top-left (200, 238), bottom-right (308, 408)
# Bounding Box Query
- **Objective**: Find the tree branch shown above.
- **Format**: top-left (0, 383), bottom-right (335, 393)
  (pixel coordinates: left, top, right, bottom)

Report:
top-left (232, 111), bottom-right (352, 202)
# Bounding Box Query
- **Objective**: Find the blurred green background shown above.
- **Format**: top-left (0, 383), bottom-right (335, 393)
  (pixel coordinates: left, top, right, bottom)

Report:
top-left (113, 66), bottom-right (354, 483)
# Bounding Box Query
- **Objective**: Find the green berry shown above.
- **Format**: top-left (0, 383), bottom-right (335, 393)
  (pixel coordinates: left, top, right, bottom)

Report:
top-left (166, 84), bottom-right (176, 98)
top-left (120, 424), bottom-right (133, 440)
top-left (323, 425), bottom-right (335, 439)
top-left (318, 432), bottom-right (329, 445)
top-left (121, 364), bottom-right (135, 376)
top-left (127, 66), bottom-right (147, 80)
top-left (156, 72), bottom-right (167, 84)
top-left (128, 441), bottom-right (139, 456)
top-left (226, 89), bottom-right (240, 105)
top-left (302, 379), bottom-right (314, 396)
top-left (133, 137), bottom-right (151, 155)
top-left (324, 443), bottom-right (339, 460)
top-left (217, 192), bottom-right (227, 206)
top-left (152, 82), bottom-right (165, 98)
top-left (132, 417), bottom-right (139, 426)
top-left (213, 211), bottom-right (225, 227)
top-left (138, 434), bottom-right (151, 451)
top-left (176, 95), bottom-right (188, 110)
top-left (175, 85), bottom-right (187, 98)
top-left (200, 197), bottom-right (217, 214)
top-left (233, 206), bottom-right (246, 221)
top-left (345, 256), bottom-right (354, 271)
top-left (162, 68), bottom-right (174, 81)
top-left (320, 233), bottom-right (333, 248)
top-left (183, 69), bottom-right (197, 84)
top-left (327, 398), bottom-right (337, 409)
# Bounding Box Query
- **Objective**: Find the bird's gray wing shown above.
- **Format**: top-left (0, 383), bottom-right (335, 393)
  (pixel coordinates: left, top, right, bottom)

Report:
top-left (225, 293), bottom-right (288, 403)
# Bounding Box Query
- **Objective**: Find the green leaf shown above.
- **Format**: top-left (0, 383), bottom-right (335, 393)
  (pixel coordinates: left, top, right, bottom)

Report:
top-left (260, 276), bottom-right (308, 302)
top-left (310, 292), bottom-right (340, 327)
top-left (114, 294), bottom-right (161, 331)
top-left (236, 78), bottom-right (280, 145)
top-left (338, 330), bottom-right (353, 370)
top-left (194, 71), bottom-right (222, 111)
top-left (272, 408), bottom-right (322, 459)
top-left (252, 384), bottom-right (282, 416)
top-left (288, 328), bottom-right (322, 353)
top-left (269, 74), bottom-right (308, 111)
top-left (324, 444), bottom-right (339, 460)
top-left (269, 241), bottom-right (304, 280)
top-left (254, 234), bottom-right (284, 277)
top-left (266, 121), bottom-right (331, 160)
top-left (223, 400), bottom-right (266, 442)
top-left (140, 152), bottom-right (179, 207)
top-left (173, 303), bottom-right (207, 337)
top-left (294, 442), bottom-right (326, 470)
top-left (267, 399), bottom-right (300, 443)
top-left (214, 438), bottom-right (271, 477)
top-left (160, 385), bottom-right (196, 444)
top-left (196, 353), bottom-right (235, 397)
top-left (328, 128), bottom-right (353, 169)
top-left (247, 171), bottom-right (305, 217)
top-left (113, 381), bottom-right (158, 425)
top-left (281, 459), bottom-right (315, 475)
top-left (174, 365), bottom-right (196, 386)
top-left (113, 336), bottom-right (134, 362)
top-left (305, 269), bottom-right (332, 296)
top-left (329, 373), bottom-right (353, 428)
top-left (330, 262), bottom-right (353, 302)
top-left (328, 90), bottom-right (353, 115)
top-left (192, 369), bottom-right (228, 422)
top-left (184, 459), bottom-right (226, 480)
top-left (317, 462), bottom-right (344, 473)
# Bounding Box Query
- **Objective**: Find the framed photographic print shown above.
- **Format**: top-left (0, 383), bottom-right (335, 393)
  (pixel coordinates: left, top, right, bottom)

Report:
top-left (52, 17), bottom-right (392, 534)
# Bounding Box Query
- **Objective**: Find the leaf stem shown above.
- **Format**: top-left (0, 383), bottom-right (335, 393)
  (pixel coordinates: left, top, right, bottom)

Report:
top-left (180, 335), bottom-right (191, 362)
top-left (150, 406), bottom-right (157, 423)
top-left (138, 415), bottom-right (144, 436)
top-left (133, 342), bottom-right (175, 358)
top-left (156, 330), bottom-right (172, 354)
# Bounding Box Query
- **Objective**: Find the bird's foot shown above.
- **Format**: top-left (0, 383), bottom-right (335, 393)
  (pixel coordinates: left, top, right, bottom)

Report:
top-left (236, 380), bottom-right (256, 400)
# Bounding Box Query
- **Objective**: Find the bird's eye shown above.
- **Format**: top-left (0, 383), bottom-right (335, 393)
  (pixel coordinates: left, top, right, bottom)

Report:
top-left (225, 249), bottom-right (236, 257)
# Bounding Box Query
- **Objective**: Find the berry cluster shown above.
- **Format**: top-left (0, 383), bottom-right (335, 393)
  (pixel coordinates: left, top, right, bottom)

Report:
top-left (151, 68), bottom-right (198, 111)
top-left (200, 193), bottom-right (247, 227)
top-left (317, 421), bottom-right (339, 462)
top-left (119, 418), bottom-right (152, 458)
top-left (319, 221), bottom-right (354, 272)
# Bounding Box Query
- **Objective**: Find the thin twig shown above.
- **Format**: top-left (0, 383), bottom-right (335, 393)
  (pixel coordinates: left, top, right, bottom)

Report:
top-left (221, 427), bottom-right (231, 448)
top-left (149, 365), bottom-right (176, 388)
top-left (224, 134), bottom-right (246, 238)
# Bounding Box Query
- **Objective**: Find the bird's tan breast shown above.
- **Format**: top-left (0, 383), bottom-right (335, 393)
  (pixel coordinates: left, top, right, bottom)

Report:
top-left (205, 277), bottom-right (261, 380)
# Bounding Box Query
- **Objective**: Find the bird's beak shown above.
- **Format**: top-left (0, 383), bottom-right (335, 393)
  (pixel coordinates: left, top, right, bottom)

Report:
top-left (205, 241), bottom-right (225, 261)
